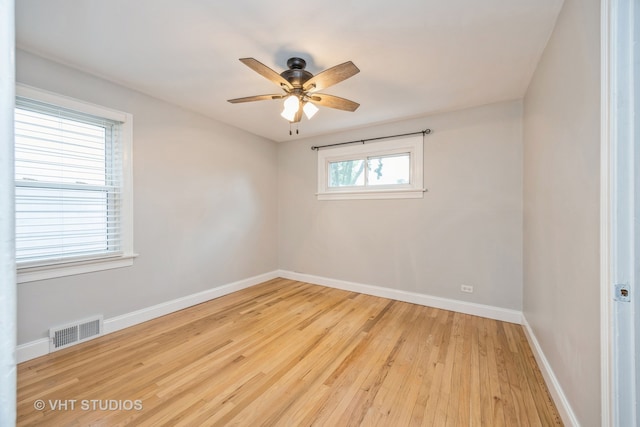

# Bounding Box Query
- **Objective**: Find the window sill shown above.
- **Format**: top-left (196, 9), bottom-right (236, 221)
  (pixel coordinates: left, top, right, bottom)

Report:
top-left (17, 254), bottom-right (138, 284)
top-left (317, 188), bottom-right (426, 200)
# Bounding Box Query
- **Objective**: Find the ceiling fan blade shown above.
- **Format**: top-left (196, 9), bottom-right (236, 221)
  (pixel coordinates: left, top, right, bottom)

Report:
top-left (239, 58), bottom-right (292, 90)
top-left (309, 94), bottom-right (360, 112)
top-left (227, 94), bottom-right (285, 103)
top-left (303, 61), bottom-right (360, 92)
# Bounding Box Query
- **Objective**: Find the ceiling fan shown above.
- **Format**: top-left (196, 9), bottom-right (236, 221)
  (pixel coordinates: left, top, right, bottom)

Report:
top-left (227, 57), bottom-right (360, 125)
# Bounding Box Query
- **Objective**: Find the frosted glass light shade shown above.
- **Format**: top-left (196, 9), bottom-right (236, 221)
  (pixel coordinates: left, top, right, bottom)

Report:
top-left (303, 102), bottom-right (319, 119)
top-left (281, 95), bottom-right (299, 121)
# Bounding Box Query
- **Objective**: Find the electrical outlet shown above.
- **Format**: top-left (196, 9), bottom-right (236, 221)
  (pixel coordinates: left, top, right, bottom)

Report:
top-left (461, 285), bottom-right (473, 293)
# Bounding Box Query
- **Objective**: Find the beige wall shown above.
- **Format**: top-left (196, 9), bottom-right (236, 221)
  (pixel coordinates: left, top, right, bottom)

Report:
top-left (279, 100), bottom-right (524, 310)
top-left (16, 50), bottom-right (279, 344)
top-left (522, 0), bottom-right (601, 423)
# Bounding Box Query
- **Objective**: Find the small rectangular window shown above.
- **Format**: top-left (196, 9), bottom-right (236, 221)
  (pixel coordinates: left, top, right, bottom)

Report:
top-left (15, 85), bottom-right (135, 283)
top-left (317, 134), bottom-right (424, 200)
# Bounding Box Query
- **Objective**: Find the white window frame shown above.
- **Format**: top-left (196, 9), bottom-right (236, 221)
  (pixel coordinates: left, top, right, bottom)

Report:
top-left (15, 84), bottom-right (136, 283)
top-left (317, 134), bottom-right (425, 200)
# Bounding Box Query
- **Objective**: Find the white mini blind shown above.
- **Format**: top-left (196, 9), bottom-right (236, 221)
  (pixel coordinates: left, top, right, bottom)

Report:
top-left (15, 97), bottom-right (124, 265)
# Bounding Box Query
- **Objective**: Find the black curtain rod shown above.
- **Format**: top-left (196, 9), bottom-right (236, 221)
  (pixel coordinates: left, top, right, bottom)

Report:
top-left (310, 129), bottom-right (432, 151)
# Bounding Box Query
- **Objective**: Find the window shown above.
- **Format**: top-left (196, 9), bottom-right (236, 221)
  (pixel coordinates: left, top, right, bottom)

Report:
top-left (15, 85), bottom-right (135, 283)
top-left (317, 134), bottom-right (424, 200)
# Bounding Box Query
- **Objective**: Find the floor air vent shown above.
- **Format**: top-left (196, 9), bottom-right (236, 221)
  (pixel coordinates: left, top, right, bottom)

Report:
top-left (49, 316), bottom-right (103, 352)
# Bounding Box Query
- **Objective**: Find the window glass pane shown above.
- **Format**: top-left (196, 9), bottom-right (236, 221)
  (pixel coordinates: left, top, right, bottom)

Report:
top-left (328, 159), bottom-right (365, 187)
top-left (15, 108), bottom-right (107, 186)
top-left (366, 153), bottom-right (410, 186)
top-left (15, 187), bottom-right (109, 262)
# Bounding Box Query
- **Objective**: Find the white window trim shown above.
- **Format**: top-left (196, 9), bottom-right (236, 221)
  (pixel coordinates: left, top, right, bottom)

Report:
top-left (317, 134), bottom-right (425, 200)
top-left (15, 84), bottom-right (137, 283)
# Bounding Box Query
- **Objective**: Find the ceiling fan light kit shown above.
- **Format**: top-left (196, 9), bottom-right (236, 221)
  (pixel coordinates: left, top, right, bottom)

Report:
top-left (227, 56), bottom-right (360, 133)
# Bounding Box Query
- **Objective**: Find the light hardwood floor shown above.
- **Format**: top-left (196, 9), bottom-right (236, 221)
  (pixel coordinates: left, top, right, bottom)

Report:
top-left (17, 278), bottom-right (562, 426)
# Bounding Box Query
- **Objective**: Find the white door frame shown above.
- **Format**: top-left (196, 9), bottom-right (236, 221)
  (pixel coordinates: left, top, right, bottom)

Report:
top-left (601, 0), bottom-right (638, 425)
top-left (0, 0), bottom-right (17, 425)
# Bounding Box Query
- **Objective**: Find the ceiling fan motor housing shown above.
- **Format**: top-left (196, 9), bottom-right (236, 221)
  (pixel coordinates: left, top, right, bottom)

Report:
top-left (280, 57), bottom-right (313, 88)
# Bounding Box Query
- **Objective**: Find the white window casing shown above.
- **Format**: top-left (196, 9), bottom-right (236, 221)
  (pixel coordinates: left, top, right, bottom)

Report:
top-left (15, 85), bottom-right (136, 283)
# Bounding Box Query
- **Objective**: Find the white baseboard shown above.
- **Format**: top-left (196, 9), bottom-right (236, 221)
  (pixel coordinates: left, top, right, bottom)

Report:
top-left (277, 270), bottom-right (523, 324)
top-left (16, 338), bottom-right (49, 363)
top-left (103, 271), bottom-right (278, 335)
top-left (522, 315), bottom-right (579, 427)
top-left (16, 270), bottom-right (521, 363)
top-left (16, 270), bottom-right (279, 363)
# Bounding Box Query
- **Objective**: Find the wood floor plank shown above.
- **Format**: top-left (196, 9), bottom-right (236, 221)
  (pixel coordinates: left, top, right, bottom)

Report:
top-left (454, 313), bottom-right (473, 426)
top-left (497, 323), bottom-right (531, 427)
top-left (436, 311), bottom-right (460, 426)
top-left (408, 307), bottom-right (447, 426)
top-left (17, 279), bottom-right (562, 426)
top-left (421, 309), bottom-right (453, 426)
top-left (484, 318), bottom-right (507, 426)
top-left (469, 314), bottom-right (483, 426)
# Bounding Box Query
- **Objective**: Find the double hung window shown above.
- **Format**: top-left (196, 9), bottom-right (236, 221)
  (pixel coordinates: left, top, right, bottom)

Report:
top-left (15, 86), bottom-right (134, 282)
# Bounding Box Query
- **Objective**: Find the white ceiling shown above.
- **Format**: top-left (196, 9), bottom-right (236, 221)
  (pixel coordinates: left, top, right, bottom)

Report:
top-left (15, 0), bottom-right (563, 142)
